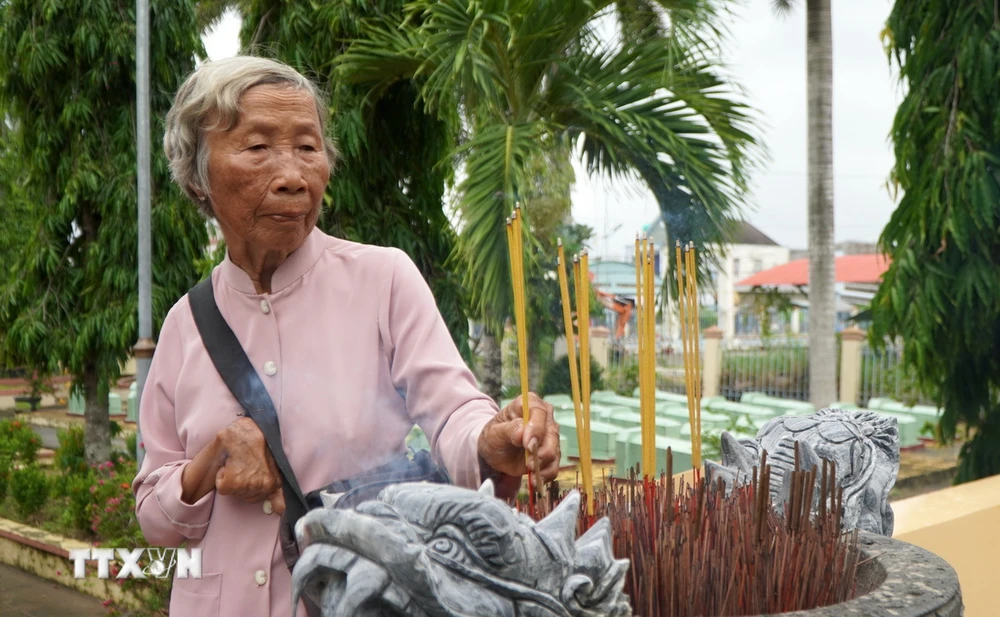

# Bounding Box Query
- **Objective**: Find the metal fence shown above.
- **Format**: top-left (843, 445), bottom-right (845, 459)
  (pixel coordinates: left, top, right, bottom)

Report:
top-left (858, 342), bottom-right (928, 407)
top-left (602, 335), bottom-right (695, 396)
top-left (719, 338), bottom-right (811, 402)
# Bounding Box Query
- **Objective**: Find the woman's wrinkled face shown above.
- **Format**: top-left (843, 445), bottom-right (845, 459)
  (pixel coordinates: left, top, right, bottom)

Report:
top-left (204, 85), bottom-right (330, 256)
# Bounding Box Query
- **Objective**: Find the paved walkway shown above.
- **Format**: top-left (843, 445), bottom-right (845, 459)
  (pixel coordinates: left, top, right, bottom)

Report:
top-left (0, 563), bottom-right (107, 617)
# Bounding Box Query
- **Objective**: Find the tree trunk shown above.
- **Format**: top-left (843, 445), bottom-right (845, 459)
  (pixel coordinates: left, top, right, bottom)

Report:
top-left (528, 353), bottom-right (544, 395)
top-left (83, 365), bottom-right (111, 465)
top-left (480, 329), bottom-right (503, 404)
top-left (806, 0), bottom-right (837, 409)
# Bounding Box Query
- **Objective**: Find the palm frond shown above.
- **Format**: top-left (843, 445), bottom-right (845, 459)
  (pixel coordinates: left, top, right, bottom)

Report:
top-left (335, 22), bottom-right (427, 107)
top-left (336, 0), bottom-right (763, 325)
top-left (771, 0), bottom-right (796, 16)
top-left (547, 36), bottom-right (760, 292)
top-left (451, 121), bottom-right (549, 333)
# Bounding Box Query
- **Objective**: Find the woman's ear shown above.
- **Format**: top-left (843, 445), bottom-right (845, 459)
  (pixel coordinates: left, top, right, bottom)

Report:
top-left (188, 183), bottom-right (206, 202)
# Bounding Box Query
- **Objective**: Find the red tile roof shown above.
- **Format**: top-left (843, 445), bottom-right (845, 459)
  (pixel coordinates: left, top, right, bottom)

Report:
top-left (736, 254), bottom-right (890, 287)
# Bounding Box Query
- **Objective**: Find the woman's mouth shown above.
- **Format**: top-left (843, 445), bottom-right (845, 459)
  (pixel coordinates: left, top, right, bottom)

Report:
top-left (265, 213), bottom-right (307, 223)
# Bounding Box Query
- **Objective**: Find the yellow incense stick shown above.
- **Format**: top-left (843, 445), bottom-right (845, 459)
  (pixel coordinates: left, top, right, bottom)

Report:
top-left (513, 211), bottom-right (529, 426)
top-left (644, 244), bottom-right (656, 475)
top-left (635, 234), bottom-right (650, 476)
top-left (573, 255), bottom-right (593, 501)
top-left (636, 237), bottom-right (648, 477)
top-left (556, 242), bottom-right (593, 514)
top-left (677, 243), bottom-right (695, 465)
top-left (507, 211), bottom-right (531, 473)
top-left (687, 243), bottom-right (702, 467)
top-left (575, 257), bottom-right (587, 465)
top-left (683, 243), bottom-right (698, 468)
top-left (640, 237), bottom-right (655, 477)
top-left (578, 251), bottom-right (594, 512)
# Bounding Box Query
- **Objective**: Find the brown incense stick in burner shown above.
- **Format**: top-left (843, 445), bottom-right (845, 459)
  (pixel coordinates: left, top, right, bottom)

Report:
top-left (518, 444), bottom-right (860, 617)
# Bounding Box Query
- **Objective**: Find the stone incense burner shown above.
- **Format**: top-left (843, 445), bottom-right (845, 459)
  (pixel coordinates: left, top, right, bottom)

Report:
top-left (290, 409), bottom-right (964, 617)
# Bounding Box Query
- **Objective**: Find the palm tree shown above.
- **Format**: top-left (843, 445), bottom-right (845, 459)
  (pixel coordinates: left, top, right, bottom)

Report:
top-left (338, 0), bottom-right (761, 398)
top-left (772, 0), bottom-right (836, 409)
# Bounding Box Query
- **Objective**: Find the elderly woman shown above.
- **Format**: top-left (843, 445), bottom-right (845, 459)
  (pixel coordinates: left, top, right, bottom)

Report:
top-left (132, 55), bottom-right (560, 617)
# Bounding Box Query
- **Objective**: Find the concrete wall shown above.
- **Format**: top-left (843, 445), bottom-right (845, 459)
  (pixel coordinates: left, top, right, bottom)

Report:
top-left (892, 474), bottom-right (1000, 617)
top-left (0, 517), bottom-right (140, 607)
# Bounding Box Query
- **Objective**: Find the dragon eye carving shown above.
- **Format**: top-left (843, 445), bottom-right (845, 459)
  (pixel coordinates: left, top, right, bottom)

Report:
top-left (431, 537), bottom-right (460, 557)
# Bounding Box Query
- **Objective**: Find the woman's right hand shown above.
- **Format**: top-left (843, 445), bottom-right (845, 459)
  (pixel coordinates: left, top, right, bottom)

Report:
top-left (180, 417), bottom-right (286, 514)
top-left (214, 417), bottom-right (286, 514)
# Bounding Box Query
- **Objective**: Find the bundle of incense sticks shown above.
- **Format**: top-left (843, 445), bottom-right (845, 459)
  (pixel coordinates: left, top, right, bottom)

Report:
top-left (635, 235), bottom-right (657, 477)
top-left (676, 241), bottom-right (702, 468)
top-left (519, 445), bottom-right (860, 616)
top-left (556, 241), bottom-right (594, 514)
top-left (505, 206), bottom-right (534, 509)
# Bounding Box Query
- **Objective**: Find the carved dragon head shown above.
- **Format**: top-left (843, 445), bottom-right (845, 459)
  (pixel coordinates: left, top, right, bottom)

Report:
top-left (705, 408), bottom-right (900, 536)
top-left (291, 481), bottom-right (631, 617)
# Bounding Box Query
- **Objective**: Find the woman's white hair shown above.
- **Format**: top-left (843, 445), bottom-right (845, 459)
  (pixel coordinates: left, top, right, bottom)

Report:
top-left (163, 55), bottom-right (338, 216)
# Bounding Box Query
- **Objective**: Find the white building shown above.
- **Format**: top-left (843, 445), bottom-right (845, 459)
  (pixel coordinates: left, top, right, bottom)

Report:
top-left (646, 218), bottom-right (790, 340)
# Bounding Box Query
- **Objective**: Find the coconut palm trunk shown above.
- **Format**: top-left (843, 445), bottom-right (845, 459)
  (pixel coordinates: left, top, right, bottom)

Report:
top-left (805, 0), bottom-right (837, 408)
top-left (479, 329), bottom-right (504, 403)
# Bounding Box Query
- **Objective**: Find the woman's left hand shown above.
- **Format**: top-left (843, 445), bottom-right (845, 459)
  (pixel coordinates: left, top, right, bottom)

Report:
top-left (477, 393), bottom-right (560, 483)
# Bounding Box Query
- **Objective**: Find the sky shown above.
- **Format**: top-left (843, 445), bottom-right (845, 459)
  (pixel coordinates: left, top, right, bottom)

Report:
top-left (202, 0), bottom-right (902, 260)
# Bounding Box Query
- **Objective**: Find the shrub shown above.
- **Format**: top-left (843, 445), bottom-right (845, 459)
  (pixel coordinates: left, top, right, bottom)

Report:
top-left (55, 425), bottom-right (88, 475)
top-left (0, 419), bottom-right (41, 464)
top-left (606, 362), bottom-right (640, 396)
top-left (10, 464), bottom-right (49, 517)
top-left (0, 458), bottom-right (10, 503)
top-left (86, 459), bottom-right (140, 544)
top-left (124, 432), bottom-right (138, 461)
top-left (62, 470), bottom-right (97, 534)
top-left (82, 458), bottom-right (174, 617)
top-left (539, 354), bottom-right (605, 397)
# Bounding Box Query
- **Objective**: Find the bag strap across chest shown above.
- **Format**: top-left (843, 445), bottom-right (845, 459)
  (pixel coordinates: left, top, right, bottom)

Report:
top-left (187, 277), bottom-right (310, 523)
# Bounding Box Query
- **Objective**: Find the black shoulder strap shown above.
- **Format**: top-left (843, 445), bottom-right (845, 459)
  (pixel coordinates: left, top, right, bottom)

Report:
top-left (187, 277), bottom-right (309, 518)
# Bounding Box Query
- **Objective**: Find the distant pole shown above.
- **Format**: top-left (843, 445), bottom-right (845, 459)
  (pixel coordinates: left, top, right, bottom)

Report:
top-left (134, 0), bottom-right (154, 467)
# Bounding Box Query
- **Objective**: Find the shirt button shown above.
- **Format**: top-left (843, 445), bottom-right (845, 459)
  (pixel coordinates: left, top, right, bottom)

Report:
top-left (263, 361), bottom-right (277, 376)
top-left (260, 299), bottom-right (270, 314)
top-left (262, 500), bottom-right (273, 515)
top-left (254, 569), bottom-right (267, 586)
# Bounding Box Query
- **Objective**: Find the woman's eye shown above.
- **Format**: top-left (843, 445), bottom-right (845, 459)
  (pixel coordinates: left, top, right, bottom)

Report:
top-left (249, 144), bottom-right (267, 151)
top-left (299, 145), bottom-right (316, 152)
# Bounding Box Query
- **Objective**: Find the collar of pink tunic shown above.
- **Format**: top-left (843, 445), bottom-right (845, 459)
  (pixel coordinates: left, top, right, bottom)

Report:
top-left (219, 227), bottom-right (326, 295)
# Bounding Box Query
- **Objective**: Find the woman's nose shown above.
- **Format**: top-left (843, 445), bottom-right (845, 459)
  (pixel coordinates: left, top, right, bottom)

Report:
top-left (271, 154), bottom-right (308, 194)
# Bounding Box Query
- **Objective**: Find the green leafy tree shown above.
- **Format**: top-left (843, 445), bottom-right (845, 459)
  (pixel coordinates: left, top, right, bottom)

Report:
top-left (337, 0), bottom-right (762, 399)
top-left (872, 3), bottom-right (1000, 482)
top-left (0, 1), bottom-right (208, 463)
top-left (0, 119), bottom-right (35, 283)
top-left (195, 1), bottom-right (473, 360)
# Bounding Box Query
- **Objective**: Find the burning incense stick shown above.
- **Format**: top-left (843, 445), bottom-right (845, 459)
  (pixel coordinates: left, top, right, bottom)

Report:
top-left (636, 236), bottom-right (655, 477)
top-left (577, 251), bottom-right (595, 513)
top-left (558, 245), bottom-right (594, 511)
top-left (686, 243), bottom-right (702, 467)
top-left (676, 242), bottom-right (694, 467)
top-left (675, 242), bottom-right (703, 468)
top-left (643, 241), bottom-right (656, 475)
top-left (556, 240), bottom-right (592, 513)
top-left (634, 237), bottom-right (645, 473)
top-left (505, 208), bottom-right (534, 507)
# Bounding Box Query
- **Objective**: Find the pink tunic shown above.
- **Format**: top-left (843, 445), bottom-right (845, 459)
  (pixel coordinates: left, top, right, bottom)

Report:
top-left (132, 227), bottom-right (500, 617)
